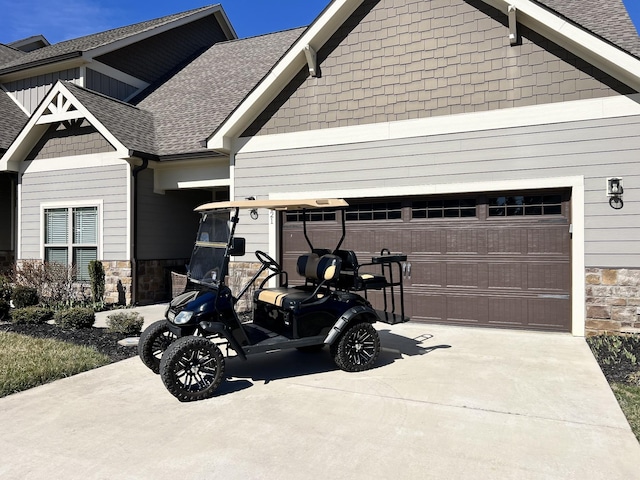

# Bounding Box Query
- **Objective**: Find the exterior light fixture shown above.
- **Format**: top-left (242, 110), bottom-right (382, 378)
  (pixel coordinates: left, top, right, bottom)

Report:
top-left (607, 177), bottom-right (624, 209)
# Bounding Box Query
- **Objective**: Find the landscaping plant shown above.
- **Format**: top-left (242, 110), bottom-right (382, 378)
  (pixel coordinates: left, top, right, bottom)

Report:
top-left (106, 311), bottom-right (144, 335)
top-left (88, 260), bottom-right (105, 305)
top-left (11, 286), bottom-right (39, 308)
top-left (54, 307), bottom-right (96, 329)
top-left (10, 307), bottom-right (53, 325)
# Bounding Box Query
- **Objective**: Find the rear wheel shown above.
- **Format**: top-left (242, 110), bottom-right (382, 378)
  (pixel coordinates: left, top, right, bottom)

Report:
top-left (138, 320), bottom-right (177, 374)
top-left (160, 336), bottom-right (225, 402)
top-left (332, 322), bottom-right (380, 372)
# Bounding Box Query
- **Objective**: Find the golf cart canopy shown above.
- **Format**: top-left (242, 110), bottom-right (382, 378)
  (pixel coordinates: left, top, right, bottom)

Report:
top-left (194, 198), bottom-right (349, 213)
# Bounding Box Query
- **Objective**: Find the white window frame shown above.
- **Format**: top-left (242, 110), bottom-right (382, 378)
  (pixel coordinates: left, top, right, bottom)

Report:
top-left (40, 200), bottom-right (104, 282)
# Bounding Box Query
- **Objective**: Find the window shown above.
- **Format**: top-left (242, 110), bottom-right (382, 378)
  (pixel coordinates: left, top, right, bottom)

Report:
top-left (285, 209), bottom-right (337, 222)
top-left (488, 195), bottom-right (562, 217)
top-left (44, 206), bottom-right (98, 281)
top-left (412, 198), bottom-right (477, 219)
top-left (346, 202), bottom-right (402, 221)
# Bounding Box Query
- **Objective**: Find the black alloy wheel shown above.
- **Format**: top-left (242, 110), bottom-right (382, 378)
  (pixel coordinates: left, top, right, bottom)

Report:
top-left (138, 320), bottom-right (178, 374)
top-left (332, 322), bottom-right (380, 372)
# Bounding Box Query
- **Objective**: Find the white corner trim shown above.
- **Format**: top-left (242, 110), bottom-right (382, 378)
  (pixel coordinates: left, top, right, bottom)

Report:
top-left (22, 153), bottom-right (126, 174)
top-left (237, 94), bottom-right (640, 154)
top-left (2, 87), bottom-right (30, 115)
top-left (271, 175), bottom-right (586, 336)
top-left (176, 179), bottom-right (230, 189)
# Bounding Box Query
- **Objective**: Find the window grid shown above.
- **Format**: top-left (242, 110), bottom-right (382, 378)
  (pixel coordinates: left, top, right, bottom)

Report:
top-left (285, 210), bottom-right (337, 223)
top-left (346, 202), bottom-right (402, 221)
top-left (488, 195), bottom-right (562, 217)
top-left (412, 199), bottom-right (477, 219)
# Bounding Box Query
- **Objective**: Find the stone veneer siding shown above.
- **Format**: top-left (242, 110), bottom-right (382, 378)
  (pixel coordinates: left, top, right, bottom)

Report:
top-left (136, 259), bottom-right (189, 305)
top-left (103, 260), bottom-right (132, 305)
top-left (586, 268), bottom-right (640, 334)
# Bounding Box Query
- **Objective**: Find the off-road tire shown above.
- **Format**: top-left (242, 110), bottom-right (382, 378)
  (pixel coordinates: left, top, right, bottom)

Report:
top-left (332, 322), bottom-right (380, 372)
top-left (160, 336), bottom-right (225, 402)
top-left (138, 320), bottom-right (178, 374)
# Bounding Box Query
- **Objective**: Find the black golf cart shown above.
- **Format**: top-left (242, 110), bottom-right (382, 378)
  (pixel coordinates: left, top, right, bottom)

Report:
top-left (139, 198), bottom-right (409, 402)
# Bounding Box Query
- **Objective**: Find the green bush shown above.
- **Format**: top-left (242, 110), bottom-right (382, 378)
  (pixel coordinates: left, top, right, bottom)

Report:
top-left (10, 307), bottom-right (53, 325)
top-left (54, 307), bottom-right (95, 329)
top-left (88, 261), bottom-right (105, 304)
top-left (106, 311), bottom-right (144, 335)
top-left (0, 274), bottom-right (12, 302)
top-left (587, 334), bottom-right (640, 366)
top-left (11, 286), bottom-right (39, 308)
top-left (0, 299), bottom-right (9, 321)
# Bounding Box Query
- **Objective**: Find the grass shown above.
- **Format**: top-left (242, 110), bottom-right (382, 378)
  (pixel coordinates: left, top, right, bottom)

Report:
top-left (611, 382), bottom-right (640, 442)
top-left (0, 331), bottom-right (110, 398)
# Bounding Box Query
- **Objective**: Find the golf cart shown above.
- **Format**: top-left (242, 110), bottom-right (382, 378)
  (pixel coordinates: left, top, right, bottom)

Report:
top-left (138, 198), bottom-right (409, 402)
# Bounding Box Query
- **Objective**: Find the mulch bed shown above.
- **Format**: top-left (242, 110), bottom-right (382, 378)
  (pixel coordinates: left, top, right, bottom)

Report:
top-left (0, 322), bottom-right (138, 363)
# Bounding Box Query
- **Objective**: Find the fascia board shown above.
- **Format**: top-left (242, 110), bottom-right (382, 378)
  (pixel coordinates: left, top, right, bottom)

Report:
top-left (86, 5), bottom-right (235, 59)
top-left (88, 61), bottom-right (149, 89)
top-left (0, 82), bottom-right (129, 171)
top-left (206, 0), bottom-right (364, 152)
top-left (0, 56), bottom-right (86, 83)
top-left (482, 0), bottom-right (640, 91)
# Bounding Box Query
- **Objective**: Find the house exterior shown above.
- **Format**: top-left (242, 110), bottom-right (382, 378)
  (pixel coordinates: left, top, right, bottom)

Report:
top-left (205, 0), bottom-right (640, 337)
top-left (2, 0), bottom-right (640, 336)
top-left (0, 4), bottom-right (301, 304)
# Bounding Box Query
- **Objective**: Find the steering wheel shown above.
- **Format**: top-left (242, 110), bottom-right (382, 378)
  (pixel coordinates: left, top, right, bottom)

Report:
top-left (255, 250), bottom-right (283, 273)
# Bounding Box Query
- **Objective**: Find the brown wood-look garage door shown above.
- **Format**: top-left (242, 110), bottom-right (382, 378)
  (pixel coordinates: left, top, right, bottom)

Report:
top-left (281, 191), bottom-right (572, 332)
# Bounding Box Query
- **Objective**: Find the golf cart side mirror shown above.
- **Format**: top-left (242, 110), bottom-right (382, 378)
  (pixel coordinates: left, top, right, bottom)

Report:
top-left (230, 237), bottom-right (246, 256)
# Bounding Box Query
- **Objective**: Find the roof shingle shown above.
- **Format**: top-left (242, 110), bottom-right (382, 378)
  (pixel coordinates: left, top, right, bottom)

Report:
top-left (0, 92), bottom-right (28, 151)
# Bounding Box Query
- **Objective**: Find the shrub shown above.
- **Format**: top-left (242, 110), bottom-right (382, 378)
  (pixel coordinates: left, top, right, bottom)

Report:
top-left (587, 334), bottom-right (640, 366)
top-left (12, 260), bottom-right (87, 308)
top-left (0, 299), bottom-right (9, 321)
top-left (0, 274), bottom-right (12, 302)
top-left (106, 311), bottom-right (144, 335)
top-left (10, 307), bottom-right (53, 325)
top-left (54, 307), bottom-right (95, 329)
top-left (11, 286), bottom-right (39, 308)
top-left (88, 261), bottom-right (105, 304)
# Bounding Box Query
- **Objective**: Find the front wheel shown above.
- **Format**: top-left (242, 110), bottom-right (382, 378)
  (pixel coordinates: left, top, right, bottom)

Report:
top-left (160, 336), bottom-right (225, 402)
top-left (332, 322), bottom-right (380, 372)
top-left (138, 320), bottom-right (178, 374)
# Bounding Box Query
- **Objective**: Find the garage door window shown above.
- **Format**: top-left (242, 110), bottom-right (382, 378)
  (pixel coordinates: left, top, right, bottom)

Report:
top-left (285, 210), bottom-right (336, 222)
top-left (346, 202), bottom-right (402, 221)
top-left (489, 195), bottom-right (562, 216)
top-left (412, 199), bottom-right (476, 219)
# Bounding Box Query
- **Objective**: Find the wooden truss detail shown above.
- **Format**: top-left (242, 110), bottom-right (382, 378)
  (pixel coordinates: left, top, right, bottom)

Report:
top-left (36, 90), bottom-right (83, 125)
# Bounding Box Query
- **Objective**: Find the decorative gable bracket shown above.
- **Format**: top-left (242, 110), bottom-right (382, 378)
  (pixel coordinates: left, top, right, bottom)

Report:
top-left (508, 5), bottom-right (518, 46)
top-left (304, 45), bottom-right (319, 77)
top-left (36, 90), bottom-right (83, 125)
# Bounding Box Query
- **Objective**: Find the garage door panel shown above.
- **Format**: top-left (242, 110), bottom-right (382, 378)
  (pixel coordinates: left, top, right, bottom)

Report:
top-left (488, 297), bottom-right (528, 327)
top-left (526, 263), bottom-right (570, 291)
top-left (487, 229), bottom-right (523, 255)
top-left (447, 295), bottom-right (488, 324)
top-left (446, 263), bottom-right (480, 288)
top-left (487, 263), bottom-right (525, 290)
top-left (446, 229), bottom-right (481, 254)
top-left (411, 230), bottom-right (442, 254)
top-left (409, 293), bottom-right (445, 322)
top-left (410, 261), bottom-right (443, 287)
top-left (527, 228), bottom-right (570, 255)
top-left (526, 297), bottom-right (571, 331)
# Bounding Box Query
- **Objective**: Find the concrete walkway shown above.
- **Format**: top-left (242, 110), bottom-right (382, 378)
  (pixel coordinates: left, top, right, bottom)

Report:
top-left (1, 320), bottom-right (638, 479)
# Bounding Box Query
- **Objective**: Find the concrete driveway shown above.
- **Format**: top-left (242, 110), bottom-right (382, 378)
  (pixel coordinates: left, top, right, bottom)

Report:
top-left (1, 316), bottom-right (639, 479)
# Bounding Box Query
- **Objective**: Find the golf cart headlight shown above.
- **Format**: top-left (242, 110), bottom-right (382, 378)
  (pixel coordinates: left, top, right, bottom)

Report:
top-left (173, 310), bottom-right (194, 325)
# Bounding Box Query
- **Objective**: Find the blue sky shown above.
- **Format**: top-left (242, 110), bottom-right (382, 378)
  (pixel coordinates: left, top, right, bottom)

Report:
top-left (0, 0), bottom-right (638, 45)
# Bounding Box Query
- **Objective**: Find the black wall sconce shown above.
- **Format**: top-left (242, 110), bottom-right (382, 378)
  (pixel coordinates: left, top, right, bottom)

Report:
top-left (607, 177), bottom-right (624, 209)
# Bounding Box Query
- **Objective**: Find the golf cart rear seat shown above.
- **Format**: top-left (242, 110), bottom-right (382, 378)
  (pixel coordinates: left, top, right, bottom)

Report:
top-left (254, 253), bottom-right (342, 310)
top-left (335, 250), bottom-right (389, 291)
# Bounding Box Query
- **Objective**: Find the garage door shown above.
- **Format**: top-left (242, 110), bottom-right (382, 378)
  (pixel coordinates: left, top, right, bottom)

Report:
top-left (281, 191), bottom-right (571, 332)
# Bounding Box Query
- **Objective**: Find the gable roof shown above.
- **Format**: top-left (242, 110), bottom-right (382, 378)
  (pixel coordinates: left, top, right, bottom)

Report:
top-left (207, 0), bottom-right (640, 152)
top-left (0, 5), bottom-right (235, 76)
top-left (0, 92), bottom-right (28, 152)
top-left (63, 82), bottom-right (156, 157)
top-left (537, 0), bottom-right (640, 59)
top-left (136, 28), bottom-right (304, 157)
top-left (0, 44), bottom-right (25, 66)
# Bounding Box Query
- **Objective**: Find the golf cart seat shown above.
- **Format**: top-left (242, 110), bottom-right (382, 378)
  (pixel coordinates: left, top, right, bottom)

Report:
top-left (335, 250), bottom-right (389, 291)
top-left (254, 253), bottom-right (341, 310)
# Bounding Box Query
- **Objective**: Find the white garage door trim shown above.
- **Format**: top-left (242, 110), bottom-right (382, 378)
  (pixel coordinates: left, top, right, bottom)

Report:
top-left (270, 175), bottom-right (585, 336)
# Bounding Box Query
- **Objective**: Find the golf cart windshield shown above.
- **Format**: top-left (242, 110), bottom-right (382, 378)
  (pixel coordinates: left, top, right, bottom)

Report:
top-left (188, 210), bottom-right (231, 285)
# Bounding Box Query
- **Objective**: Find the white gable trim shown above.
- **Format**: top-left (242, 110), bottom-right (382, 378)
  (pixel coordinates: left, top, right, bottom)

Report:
top-left (483, 0), bottom-right (640, 91)
top-left (206, 0), bottom-right (364, 152)
top-left (0, 81), bottom-right (129, 172)
top-left (209, 0), bottom-right (640, 153)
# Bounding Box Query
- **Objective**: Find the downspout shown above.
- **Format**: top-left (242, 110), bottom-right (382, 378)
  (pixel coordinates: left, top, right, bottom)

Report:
top-left (131, 157), bottom-right (149, 305)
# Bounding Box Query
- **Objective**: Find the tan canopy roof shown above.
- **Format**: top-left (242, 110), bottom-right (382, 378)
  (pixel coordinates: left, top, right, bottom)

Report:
top-left (195, 198), bottom-right (348, 212)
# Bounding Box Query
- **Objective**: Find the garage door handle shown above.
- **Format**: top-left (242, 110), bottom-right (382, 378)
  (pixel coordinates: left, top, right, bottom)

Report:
top-left (407, 262), bottom-right (411, 279)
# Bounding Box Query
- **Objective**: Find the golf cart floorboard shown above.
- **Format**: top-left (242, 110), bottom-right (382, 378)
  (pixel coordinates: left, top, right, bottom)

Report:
top-left (375, 310), bottom-right (410, 325)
